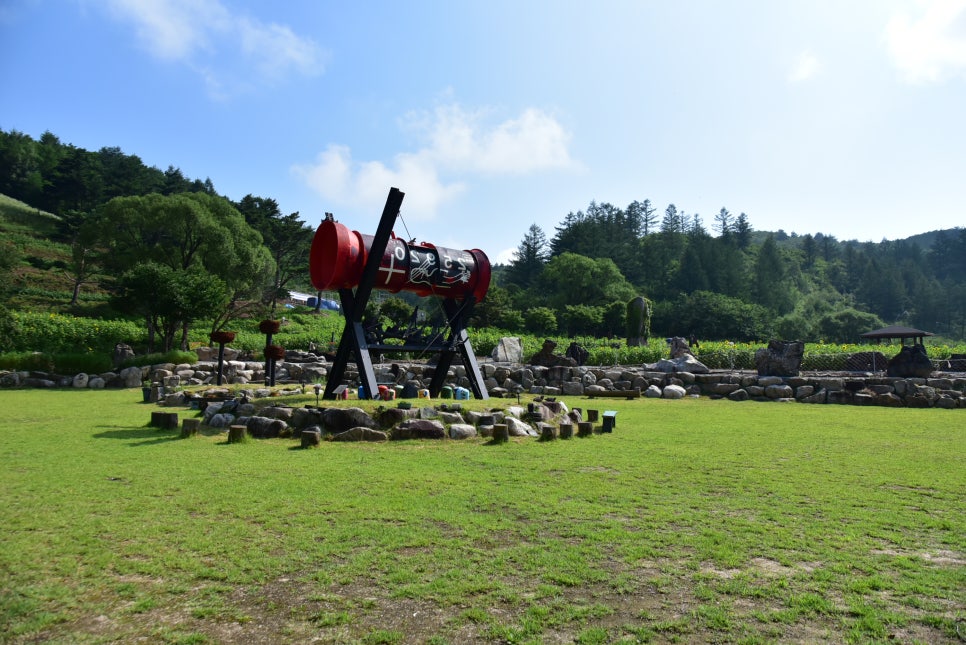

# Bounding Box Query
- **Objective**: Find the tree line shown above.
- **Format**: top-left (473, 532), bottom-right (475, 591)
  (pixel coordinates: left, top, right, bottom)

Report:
top-left (487, 200), bottom-right (966, 342)
top-left (2, 127), bottom-right (964, 348)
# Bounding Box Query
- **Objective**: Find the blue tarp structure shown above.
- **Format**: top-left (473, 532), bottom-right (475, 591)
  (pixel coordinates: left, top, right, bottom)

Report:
top-left (306, 296), bottom-right (340, 311)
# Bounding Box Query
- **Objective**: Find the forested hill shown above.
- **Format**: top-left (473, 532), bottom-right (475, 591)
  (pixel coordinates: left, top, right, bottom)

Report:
top-left (1, 127), bottom-right (964, 345)
top-left (494, 201), bottom-right (965, 342)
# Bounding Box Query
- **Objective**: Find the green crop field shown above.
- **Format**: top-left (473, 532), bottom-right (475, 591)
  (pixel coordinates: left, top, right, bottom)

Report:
top-left (1, 390), bottom-right (963, 644)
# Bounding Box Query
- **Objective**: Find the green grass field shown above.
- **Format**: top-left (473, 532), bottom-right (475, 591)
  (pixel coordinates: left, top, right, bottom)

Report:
top-left (1, 389), bottom-right (963, 644)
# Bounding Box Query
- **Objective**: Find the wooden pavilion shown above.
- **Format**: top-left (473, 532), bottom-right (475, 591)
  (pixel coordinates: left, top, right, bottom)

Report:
top-left (859, 325), bottom-right (934, 345)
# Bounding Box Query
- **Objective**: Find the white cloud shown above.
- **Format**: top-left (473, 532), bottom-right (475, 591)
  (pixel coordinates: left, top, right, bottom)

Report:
top-left (236, 16), bottom-right (323, 78)
top-left (788, 51), bottom-right (821, 83)
top-left (493, 247), bottom-right (517, 265)
top-left (292, 145), bottom-right (467, 222)
top-left (293, 103), bottom-right (575, 222)
top-left (413, 104), bottom-right (575, 174)
top-left (103, 0), bottom-right (324, 95)
top-left (885, 0), bottom-right (966, 83)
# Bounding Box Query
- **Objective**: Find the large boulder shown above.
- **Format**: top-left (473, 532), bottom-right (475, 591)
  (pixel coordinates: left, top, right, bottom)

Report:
top-left (291, 407), bottom-right (324, 431)
top-left (260, 406), bottom-right (294, 421)
top-left (112, 343), bottom-right (136, 368)
top-left (887, 344), bottom-right (933, 378)
top-left (505, 417), bottom-right (537, 436)
top-left (209, 413), bottom-right (235, 428)
top-left (376, 407), bottom-right (419, 429)
top-left (755, 340), bottom-right (805, 377)
top-left (668, 337), bottom-right (693, 359)
top-left (648, 355), bottom-right (709, 374)
top-left (247, 416), bottom-right (288, 438)
top-left (449, 424), bottom-right (478, 440)
top-left (529, 339), bottom-right (577, 368)
top-left (393, 419), bottom-right (446, 440)
top-left (565, 342), bottom-right (589, 366)
top-left (492, 337), bottom-right (524, 363)
top-left (322, 407), bottom-right (378, 435)
top-left (119, 366), bottom-right (144, 388)
top-left (662, 384), bottom-right (687, 399)
top-left (332, 427), bottom-right (389, 442)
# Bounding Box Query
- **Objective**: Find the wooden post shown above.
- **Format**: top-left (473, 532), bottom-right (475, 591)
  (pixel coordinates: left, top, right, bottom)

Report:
top-left (216, 342), bottom-right (226, 386)
top-left (181, 418), bottom-right (200, 438)
top-left (587, 409), bottom-right (599, 423)
top-left (602, 411), bottom-right (617, 433)
top-left (300, 429), bottom-right (321, 448)
top-left (150, 411), bottom-right (178, 429)
top-left (558, 422), bottom-right (573, 439)
top-left (492, 423), bottom-right (509, 443)
top-left (577, 421), bottom-right (594, 437)
top-left (539, 423), bottom-right (556, 441)
top-left (228, 425), bottom-right (247, 444)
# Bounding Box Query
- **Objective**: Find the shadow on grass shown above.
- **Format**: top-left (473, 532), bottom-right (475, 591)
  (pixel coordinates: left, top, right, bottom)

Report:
top-left (93, 426), bottom-right (180, 446)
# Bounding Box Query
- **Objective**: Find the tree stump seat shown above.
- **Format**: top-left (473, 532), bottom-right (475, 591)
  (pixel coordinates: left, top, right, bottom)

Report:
top-left (180, 418), bottom-right (200, 438)
top-left (150, 411), bottom-right (178, 429)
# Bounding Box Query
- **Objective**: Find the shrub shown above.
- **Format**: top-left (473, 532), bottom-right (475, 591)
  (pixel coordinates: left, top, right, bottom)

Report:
top-left (9, 312), bottom-right (146, 353)
top-left (0, 351), bottom-right (55, 372)
top-left (53, 353), bottom-right (114, 375)
top-left (119, 350), bottom-right (198, 369)
top-left (523, 307), bottom-right (557, 335)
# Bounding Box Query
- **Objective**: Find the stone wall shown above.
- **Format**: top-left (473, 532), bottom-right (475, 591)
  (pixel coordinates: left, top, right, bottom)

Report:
top-left (2, 350), bottom-right (964, 409)
top-left (0, 349), bottom-right (327, 390)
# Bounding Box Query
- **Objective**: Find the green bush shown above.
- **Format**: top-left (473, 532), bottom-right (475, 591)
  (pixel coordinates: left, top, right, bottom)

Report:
top-left (10, 312), bottom-right (146, 353)
top-left (187, 312), bottom-right (345, 352)
top-left (119, 350), bottom-right (198, 369)
top-left (53, 353), bottom-right (114, 375)
top-left (523, 307), bottom-right (557, 335)
top-left (0, 351), bottom-right (55, 372)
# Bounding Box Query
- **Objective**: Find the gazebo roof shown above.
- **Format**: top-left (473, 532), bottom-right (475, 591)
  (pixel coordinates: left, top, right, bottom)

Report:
top-left (860, 325), bottom-right (934, 340)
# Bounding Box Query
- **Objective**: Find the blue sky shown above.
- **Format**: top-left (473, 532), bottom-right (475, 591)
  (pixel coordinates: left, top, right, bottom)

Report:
top-left (1, 1), bottom-right (964, 264)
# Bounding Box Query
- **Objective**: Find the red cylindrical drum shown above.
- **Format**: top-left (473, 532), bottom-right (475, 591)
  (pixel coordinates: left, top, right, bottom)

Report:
top-left (309, 218), bottom-right (491, 302)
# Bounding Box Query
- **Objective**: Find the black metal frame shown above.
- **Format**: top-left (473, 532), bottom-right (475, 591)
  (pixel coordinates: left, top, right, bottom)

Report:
top-left (322, 187), bottom-right (489, 400)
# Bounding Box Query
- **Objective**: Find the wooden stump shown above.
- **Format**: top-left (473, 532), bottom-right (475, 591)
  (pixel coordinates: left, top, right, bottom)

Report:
top-left (586, 409), bottom-right (599, 423)
top-left (577, 421), bottom-right (594, 438)
top-left (180, 418), bottom-right (200, 438)
top-left (539, 423), bottom-right (556, 441)
top-left (602, 411), bottom-right (617, 433)
top-left (300, 429), bottom-right (321, 448)
top-left (150, 411), bottom-right (178, 429)
top-left (558, 422), bottom-right (574, 439)
top-left (227, 424), bottom-right (248, 444)
top-left (492, 423), bottom-right (509, 443)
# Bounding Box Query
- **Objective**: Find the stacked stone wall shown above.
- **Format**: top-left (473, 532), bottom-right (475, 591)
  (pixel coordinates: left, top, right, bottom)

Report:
top-left (2, 349), bottom-right (964, 409)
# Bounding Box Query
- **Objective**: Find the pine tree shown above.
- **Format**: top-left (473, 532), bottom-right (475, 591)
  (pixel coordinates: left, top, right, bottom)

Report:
top-left (714, 207), bottom-right (732, 237)
top-left (506, 223), bottom-right (550, 288)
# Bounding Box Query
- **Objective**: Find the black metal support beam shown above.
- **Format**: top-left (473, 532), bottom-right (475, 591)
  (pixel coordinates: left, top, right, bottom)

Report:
top-left (428, 297), bottom-right (489, 399)
top-left (323, 188), bottom-right (404, 400)
top-left (322, 186), bottom-right (489, 401)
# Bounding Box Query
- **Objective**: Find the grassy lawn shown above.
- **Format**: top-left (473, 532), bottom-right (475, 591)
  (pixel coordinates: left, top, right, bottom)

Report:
top-left (1, 389), bottom-right (963, 644)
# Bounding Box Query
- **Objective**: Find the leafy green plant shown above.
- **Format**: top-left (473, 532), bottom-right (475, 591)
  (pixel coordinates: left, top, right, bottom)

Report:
top-left (8, 311), bottom-right (146, 353)
top-left (52, 352), bottom-right (113, 375)
top-left (0, 351), bottom-right (54, 372)
top-left (118, 350), bottom-right (199, 369)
